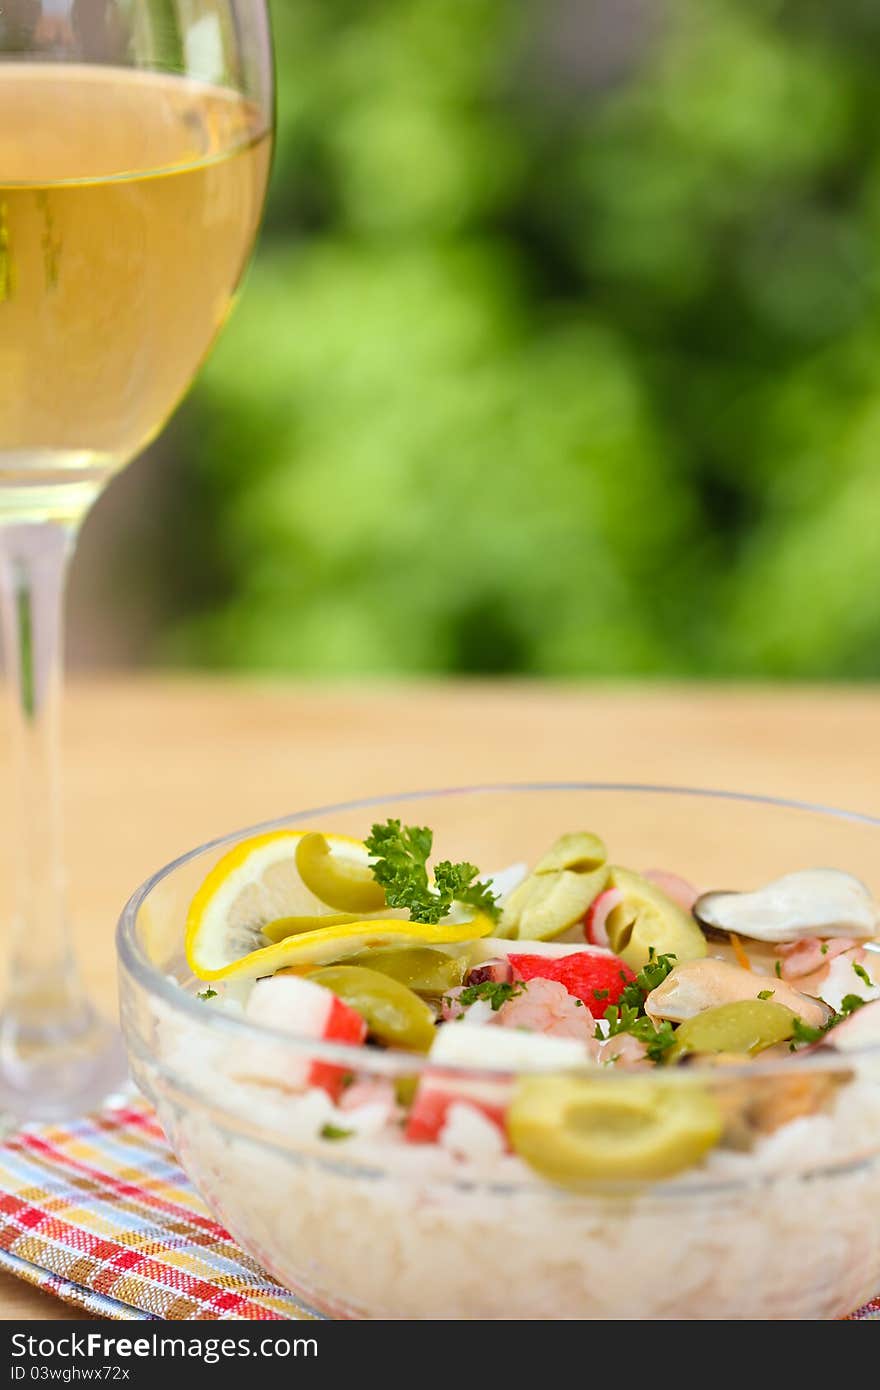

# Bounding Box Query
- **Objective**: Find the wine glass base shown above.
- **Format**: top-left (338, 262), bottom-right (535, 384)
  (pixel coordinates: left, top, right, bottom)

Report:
top-left (0, 1000), bottom-right (129, 1129)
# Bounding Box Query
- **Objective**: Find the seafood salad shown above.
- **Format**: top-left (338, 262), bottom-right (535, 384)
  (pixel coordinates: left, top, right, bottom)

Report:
top-left (182, 821), bottom-right (880, 1189)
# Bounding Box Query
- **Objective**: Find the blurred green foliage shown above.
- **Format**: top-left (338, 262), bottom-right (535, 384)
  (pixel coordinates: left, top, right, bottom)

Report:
top-left (162, 0), bottom-right (880, 677)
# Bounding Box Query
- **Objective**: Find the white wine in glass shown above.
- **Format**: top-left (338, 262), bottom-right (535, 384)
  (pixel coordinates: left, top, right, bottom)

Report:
top-left (0, 1), bottom-right (273, 1120)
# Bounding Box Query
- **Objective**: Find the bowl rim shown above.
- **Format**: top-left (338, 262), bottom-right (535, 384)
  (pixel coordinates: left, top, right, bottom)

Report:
top-left (116, 780), bottom-right (880, 1080)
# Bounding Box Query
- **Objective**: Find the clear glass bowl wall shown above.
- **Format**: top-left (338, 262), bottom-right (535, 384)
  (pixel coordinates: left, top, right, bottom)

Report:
top-left (117, 786), bottom-right (880, 1320)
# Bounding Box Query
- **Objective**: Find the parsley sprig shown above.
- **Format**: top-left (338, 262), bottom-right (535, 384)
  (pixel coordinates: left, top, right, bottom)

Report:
top-left (365, 819), bottom-right (500, 924)
top-left (613, 1014), bottom-right (678, 1063)
top-left (455, 979), bottom-right (523, 1012)
top-left (790, 992), bottom-right (865, 1048)
top-left (596, 949), bottom-right (678, 1063)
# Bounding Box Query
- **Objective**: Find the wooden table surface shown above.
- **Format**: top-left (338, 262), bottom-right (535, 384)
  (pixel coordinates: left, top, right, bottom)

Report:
top-left (0, 676), bottom-right (877, 1320)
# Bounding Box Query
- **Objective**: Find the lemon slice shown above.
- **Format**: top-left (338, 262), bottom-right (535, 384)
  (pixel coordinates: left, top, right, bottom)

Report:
top-left (185, 829), bottom-right (494, 982)
top-left (191, 912), bottom-right (494, 983)
top-left (186, 830), bottom-right (375, 976)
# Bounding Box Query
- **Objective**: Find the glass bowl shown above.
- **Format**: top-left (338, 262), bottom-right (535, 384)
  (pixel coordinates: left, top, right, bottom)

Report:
top-left (116, 784), bottom-right (880, 1320)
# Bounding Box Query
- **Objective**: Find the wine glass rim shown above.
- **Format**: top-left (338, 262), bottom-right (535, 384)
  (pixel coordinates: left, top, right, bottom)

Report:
top-left (116, 780), bottom-right (880, 1077)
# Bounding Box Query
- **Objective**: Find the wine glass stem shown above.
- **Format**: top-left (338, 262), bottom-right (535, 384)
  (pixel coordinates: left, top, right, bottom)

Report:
top-left (0, 520), bottom-right (83, 1015)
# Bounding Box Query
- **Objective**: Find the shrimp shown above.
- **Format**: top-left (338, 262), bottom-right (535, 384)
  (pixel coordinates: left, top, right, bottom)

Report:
top-left (643, 869), bottom-right (700, 913)
top-left (778, 936), bottom-right (857, 982)
top-left (598, 1031), bottom-right (650, 1067)
top-left (778, 938), bottom-right (879, 1004)
top-left (496, 977), bottom-right (598, 1047)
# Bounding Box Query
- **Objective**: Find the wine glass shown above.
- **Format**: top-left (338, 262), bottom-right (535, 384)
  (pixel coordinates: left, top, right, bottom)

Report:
top-left (0, 0), bottom-right (274, 1120)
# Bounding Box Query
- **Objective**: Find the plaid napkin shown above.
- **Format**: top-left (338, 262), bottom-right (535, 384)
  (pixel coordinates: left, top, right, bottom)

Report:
top-left (0, 1094), bottom-right (876, 1321)
top-left (0, 1096), bottom-right (319, 1320)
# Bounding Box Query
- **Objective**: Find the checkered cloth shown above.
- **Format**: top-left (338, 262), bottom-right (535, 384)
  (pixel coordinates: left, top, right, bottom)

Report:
top-left (0, 1096), bottom-right (319, 1320)
top-left (0, 1094), bottom-right (876, 1320)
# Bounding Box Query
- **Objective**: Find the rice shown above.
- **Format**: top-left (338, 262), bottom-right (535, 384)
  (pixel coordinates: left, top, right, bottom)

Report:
top-left (134, 1004), bottom-right (880, 1319)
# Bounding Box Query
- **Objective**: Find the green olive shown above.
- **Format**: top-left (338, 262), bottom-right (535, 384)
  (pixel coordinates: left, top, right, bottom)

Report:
top-left (351, 947), bottom-right (469, 995)
top-left (263, 912), bottom-right (361, 944)
top-left (533, 832), bottom-right (607, 876)
top-left (669, 999), bottom-right (797, 1060)
top-left (605, 868), bottom-right (707, 971)
top-left (501, 868), bottom-right (609, 941)
top-left (394, 1074), bottom-right (419, 1107)
top-left (295, 833), bottom-right (386, 914)
top-left (308, 964), bottom-right (437, 1053)
top-left (508, 1075), bottom-right (722, 1187)
top-left (499, 833), bottom-right (610, 941)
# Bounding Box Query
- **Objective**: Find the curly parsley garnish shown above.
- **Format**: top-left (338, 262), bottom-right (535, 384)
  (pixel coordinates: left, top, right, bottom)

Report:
top-left (454, 979), bottom-right (523, 1012)
top-left (789, 993), bottom-right (866, 1049)
top-left (757, 989), bottom-right (774, 1000)
top-left (852, 960), bottom-right (873, 988)
top-left (595, 949), bottom-right (678, 1062)
top-left (840, 992), bottom-right (868, 1015)
top-left (618, 949), bottom-right (678, 1014)
top-left (365, 819), bottom-right (500, 924)
top-left (630, 1016), bottom-right (677, 1063)
top-left (789, 1017), bottom-right (825, 1046)
top-left (197, 988), bottom-right (217, 1001)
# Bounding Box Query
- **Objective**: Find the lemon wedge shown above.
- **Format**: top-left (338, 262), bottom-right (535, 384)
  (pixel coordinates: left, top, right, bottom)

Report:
top-left (185, 829), bottom-right (494, 982)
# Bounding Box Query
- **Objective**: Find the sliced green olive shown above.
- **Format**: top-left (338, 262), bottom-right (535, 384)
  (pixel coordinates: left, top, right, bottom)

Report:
top-left (499, 833), bottom-right (610, 941)
top-left (669, 999), bottom-right (797, 1061)
top-left (308, 964), bottom-right (436, 1053)
top-left (605, 867), bottom-right (707, 971)
top-left (263, 912), bottom-right (361, 944)
top-left (501, 867), bottom-right (609, 940)
top-left (533, 832), bottom-right (607, 876)
top-left (295, 833), bottom-right (386, 914)
top-left (508, 1075), bottom-right (722, 1187)
top-left (394, 1074), bottom-right (419, 1107)
top-left (351, 946), bottom-right (469, 995)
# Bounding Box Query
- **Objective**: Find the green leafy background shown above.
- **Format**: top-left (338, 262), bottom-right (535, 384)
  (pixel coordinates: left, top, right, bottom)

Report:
top-left (148, 0), bottom-right (880, 678)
